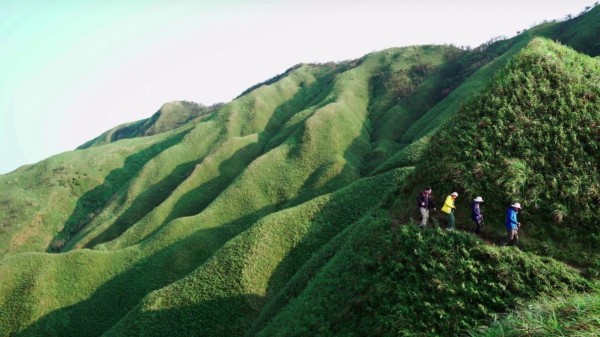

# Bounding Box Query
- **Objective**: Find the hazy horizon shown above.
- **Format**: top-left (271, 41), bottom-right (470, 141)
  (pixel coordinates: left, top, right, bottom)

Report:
top-left (0, 0), bottom-right (594, 174)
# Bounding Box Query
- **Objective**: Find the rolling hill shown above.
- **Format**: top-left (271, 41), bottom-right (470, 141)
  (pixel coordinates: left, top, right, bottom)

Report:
top-left (0, 5), bottom-right (599, 337)
top-left (77, 100), bottom-right (218, 149)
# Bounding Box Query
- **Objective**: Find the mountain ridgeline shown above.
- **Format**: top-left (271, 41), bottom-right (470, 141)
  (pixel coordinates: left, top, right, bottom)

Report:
top-left (0, 6), bottom-right (599, 337)
top-left (77, 100), bottom-right (219, 149)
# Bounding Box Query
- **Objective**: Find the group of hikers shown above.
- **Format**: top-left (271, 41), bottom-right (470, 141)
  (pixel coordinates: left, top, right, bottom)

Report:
top-left (416, 187), bottom-right (522, 246)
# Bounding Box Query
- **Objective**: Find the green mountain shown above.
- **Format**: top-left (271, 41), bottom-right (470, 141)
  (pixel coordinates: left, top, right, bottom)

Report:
top-left (77, 100), bottom-right (218, 149)
top-left (0, 6), bottom-right (599, 337)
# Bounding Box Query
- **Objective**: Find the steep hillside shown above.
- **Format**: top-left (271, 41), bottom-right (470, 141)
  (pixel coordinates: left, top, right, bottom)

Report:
top-left (555, 5), bottom-right (600, 56)
top-left (374, 5), bottom-right (600, 175)
top-left (252, 220), bottom-right (587, 337)
top-left (61, 45), bottom-right (461, 253)
top-left (102, 170), bottom-right (411, 337)
top-left (0, 45), bottom-right (466, 337)
top-left (406, 38), bottom-right (600, 275)
top-left (0, 126), bottom-right (191, 258)
top-left (470, 287), bottom-right (600, 337)
top-left (0, 6), bottom-right (599, 337)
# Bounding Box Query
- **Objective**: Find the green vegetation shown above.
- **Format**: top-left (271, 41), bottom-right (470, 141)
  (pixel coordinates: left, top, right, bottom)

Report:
top-left (256, 220), bottom-right (588, 337)
top-left (103, 169), bottom-right (411, 337)
top-left (78, 100), bottom-right (216, 149)
top-left (406, 38), bottom-right (600, 275)
top-left (0, 127), bottom-right (191, 258)
top-left (470, 288), bottom-right (600, 337)
top-left (0, 6), bottom-right (599, 337)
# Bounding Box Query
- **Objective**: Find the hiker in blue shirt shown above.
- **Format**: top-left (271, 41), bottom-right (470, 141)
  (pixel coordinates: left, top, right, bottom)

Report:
top-left (502, 202), bottom-right (522, 246)
top-left (471, 196), bottom-right (484, 234)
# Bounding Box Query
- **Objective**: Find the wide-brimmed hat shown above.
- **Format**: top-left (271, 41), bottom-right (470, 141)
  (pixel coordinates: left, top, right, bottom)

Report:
top-left (473, 196), bottom-right (484, 203)
top-left (511, 202), bottom-right (522, 209)
top-left (451, 192), bottom-right (458, 197)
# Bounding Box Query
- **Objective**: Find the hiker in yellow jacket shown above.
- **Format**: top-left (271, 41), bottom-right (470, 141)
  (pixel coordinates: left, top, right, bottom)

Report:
top-left (441, 192), bottom-right (458, 231)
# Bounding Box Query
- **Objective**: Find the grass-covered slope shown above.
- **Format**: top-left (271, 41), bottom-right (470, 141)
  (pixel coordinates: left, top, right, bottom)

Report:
top-left (555, 5), bottom-right (600, 56)
top-left (253, 218), bottom-right (588, 337)
top-left (62, 62), bottom-right (340, 251)
top-left (77, 101), bottom-right (215, 149)
top-left (103, 169), bottom-right (410, 337)
top-left (373, 4), bottom-right (600, 174)
top-left (1, 7), bottom-right (599, 336)
top-left (0, 169), bottom-right (406, 337)
top-left (470, 288), bottom-right (600, 337)
top-left (0, 126), bottom-right (191, 259)
top-left (0, 45), bottom-right (464, 337)
top-left (65, 45), bottom-right (459, 254)
top-left (406, 38), bottom-right (600, 272)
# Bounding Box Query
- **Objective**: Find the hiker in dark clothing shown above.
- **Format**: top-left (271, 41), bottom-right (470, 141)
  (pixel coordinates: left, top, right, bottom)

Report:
top-left (416, 187), bottom-right (436, 228)
top-left (471, 196), bottom-right (484, 234)
top-left (502, 202), bottom-right (522, 246)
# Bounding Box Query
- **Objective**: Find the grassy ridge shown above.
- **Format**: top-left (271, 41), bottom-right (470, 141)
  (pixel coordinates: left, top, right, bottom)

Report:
top-left (66, 64), bottom-right (331, 251)
top-left (103, 169), bottom-right (410, 337)
top-left (362, 45), bottom-right (464, 173)
top-left (84, 46), bottom-right (457, 254)
top-left (373, 5), bottom-right (600, 175)
top-left (254, 217), bottom-right (588, 337)
top-left (407, 38), bottom-right (600, 273)
top-left (0, 50), bottom-right (425, 336)
top-left (555, 5), bottom-right (600, 56)
top-left (371, 38), bottom-right (526, 173)
top-left (0, 64), bottom-right (337, 337)
top-left (77, 101), bottom-right (215, 149)
top-left (0, 127), bottom-right (190, 258)
top-left (0, 7), bottom-right (599, 336)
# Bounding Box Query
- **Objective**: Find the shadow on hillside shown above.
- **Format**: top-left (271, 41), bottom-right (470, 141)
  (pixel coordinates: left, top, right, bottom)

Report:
top-left (245, 127), bottom-right (408, 335)
top-left (161, 148), bottom-right (258, 225)
top-left (248, 179), bottom-right (378, 335)
top-left (49, 130), bottom-right (190, 252)
top-left (83, 71), bottom-right (339, 249)
top-left (289, 161), bottom-right (357, 208)
top-left (16, 147), bottom-right (375, 337)
top-left (20, 66), bottom-right (380, 336)
top-left (105, 294), bottom-right (265, 336)
top-left (15, 209), bottom-right (271, 337)
top-left (116, 141), bottom-right (265, 247)
top-left (83, 157), bottom-right (206, 248)
top-left (15, 74), bottom-right (350, 335)
top-left (245, 73), bottom-right (435, 332)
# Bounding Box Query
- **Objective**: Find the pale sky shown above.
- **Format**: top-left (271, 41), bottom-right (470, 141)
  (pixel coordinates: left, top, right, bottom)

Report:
top-left (0, 0), bottom-right (594, 174)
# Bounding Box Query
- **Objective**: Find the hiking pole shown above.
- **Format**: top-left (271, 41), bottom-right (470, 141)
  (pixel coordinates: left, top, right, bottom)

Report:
top-left (480, 219), bottom-right (486, 240)
top-left (518, 222), bottom-right (523, 242)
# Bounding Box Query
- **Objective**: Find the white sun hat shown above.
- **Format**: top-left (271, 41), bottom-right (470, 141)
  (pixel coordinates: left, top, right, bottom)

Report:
top-left (451, 192), bottom-right (458, 197)
top-left (511, 202), bottom-right (522, 209)
top-left (474, 196), bottom-right (484, 202)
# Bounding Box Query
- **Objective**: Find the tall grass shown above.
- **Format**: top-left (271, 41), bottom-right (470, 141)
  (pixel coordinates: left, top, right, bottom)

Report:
top-left (469, 288), bottom-right (600, 337)
top-left (255, 218), bottom-right (588, 337)
top-left (408, 38), bottom-right (600, 274)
